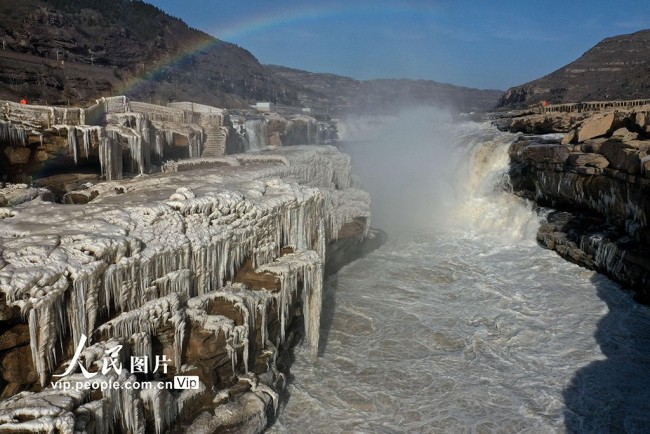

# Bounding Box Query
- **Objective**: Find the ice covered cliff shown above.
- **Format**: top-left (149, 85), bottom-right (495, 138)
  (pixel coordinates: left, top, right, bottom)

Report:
top-left (0, 145), bottom-right (370, 433)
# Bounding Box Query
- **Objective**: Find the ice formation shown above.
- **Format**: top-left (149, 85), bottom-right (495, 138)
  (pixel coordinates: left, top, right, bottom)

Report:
top-left (243, 119), bottom-right (269, 151)
top-left (0, 120), bottom-right (28, 147)
top-left (1, 96), bottom-right (230, 182)
top-left (0, 145), bottom-right (370, 433)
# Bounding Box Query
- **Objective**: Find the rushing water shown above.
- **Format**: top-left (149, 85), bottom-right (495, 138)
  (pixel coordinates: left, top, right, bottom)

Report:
top-left (269, 113), bottom-right (650, 433)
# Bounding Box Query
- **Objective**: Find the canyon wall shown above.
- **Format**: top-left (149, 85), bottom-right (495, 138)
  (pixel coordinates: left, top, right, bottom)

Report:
top-left (505, 109), bottom-right (650, 301)
top-left (0, 97), bottom-right (332, 190)
top-left (0, 145), bottom-right (373, 432)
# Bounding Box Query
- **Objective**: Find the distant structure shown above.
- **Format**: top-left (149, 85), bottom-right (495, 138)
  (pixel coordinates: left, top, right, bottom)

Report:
top-left (254, 102), bottom-right (275, 112)
top-left (540, 98), bottom-right (650, 114)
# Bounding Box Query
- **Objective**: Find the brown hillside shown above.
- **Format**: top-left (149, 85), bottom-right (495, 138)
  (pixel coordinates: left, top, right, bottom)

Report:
top-left (497, 29), bottom-right (650, 109)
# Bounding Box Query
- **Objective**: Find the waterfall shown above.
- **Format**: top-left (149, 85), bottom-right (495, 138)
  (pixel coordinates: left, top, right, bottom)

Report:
top-left (243, 119), bottom-right (268, 151)
top-left (445, 122), bottom-right (541, 242)
top-left (340, 108), bottom-right (539, 241)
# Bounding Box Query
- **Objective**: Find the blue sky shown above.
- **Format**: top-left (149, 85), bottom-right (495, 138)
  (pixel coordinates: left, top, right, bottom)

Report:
top-left (147, 0), bottom-right (650, 90)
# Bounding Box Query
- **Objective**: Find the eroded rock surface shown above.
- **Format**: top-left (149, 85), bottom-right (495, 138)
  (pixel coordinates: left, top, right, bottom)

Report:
top-left (507, 112), bottom-right (650, 301)
top-left (0, 145), bottom-right (373, 432)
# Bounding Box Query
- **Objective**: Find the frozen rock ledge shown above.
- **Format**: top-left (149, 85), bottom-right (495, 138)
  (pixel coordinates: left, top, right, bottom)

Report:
top-left (0, 145), bottom-right (371, 433)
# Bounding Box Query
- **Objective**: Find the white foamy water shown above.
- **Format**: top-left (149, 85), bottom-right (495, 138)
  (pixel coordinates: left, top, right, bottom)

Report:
top-left (269, 115), bottom-right (650, 433)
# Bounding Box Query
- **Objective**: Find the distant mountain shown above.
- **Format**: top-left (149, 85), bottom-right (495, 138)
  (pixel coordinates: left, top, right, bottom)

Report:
top-left (0, 0), bottom-right (501, 112)
top-left (497, 29), bottom-right (650, 109)
top-left (266, 65), bottom-right (503, 114)
top-left (0, 0), bottom-right (302, 107)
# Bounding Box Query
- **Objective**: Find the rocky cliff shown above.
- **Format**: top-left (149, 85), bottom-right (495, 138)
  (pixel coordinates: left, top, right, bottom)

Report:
top-left (497, 29), bottom-right (650, 109)
top-left (0, 145), bottom-right (377, 432)
top-left (0, 95), bottom-right (336, 188)
top-left (506, 109), bottom-right (650, 301)
top-left (0, 0), bottom-right (303, 108)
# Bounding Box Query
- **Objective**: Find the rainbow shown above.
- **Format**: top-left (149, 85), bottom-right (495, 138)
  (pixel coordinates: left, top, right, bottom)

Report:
top-left (115, 3), bottom-right (441, 97)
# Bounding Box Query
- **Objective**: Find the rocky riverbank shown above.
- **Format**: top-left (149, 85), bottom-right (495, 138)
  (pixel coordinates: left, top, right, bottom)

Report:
top-left (0, 145), bottom-right (379, 432)
top-left (499, 108), bottom-right (650, 302)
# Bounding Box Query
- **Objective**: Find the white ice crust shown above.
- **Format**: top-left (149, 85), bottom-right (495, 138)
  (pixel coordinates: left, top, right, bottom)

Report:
top-left (0, 145), bottom-right (370, 432)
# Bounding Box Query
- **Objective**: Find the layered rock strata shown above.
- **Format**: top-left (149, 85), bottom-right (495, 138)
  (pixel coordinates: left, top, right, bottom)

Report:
top-left (0, 145), bottom-right (372, 432)
top-left (0, 97), bottom-right (332, 187)
top-left (506, 109), bottom-right (650, 301)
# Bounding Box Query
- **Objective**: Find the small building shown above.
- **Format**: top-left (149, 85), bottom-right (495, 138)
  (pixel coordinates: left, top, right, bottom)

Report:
top-left (255, 102), bottom-right (275, 112)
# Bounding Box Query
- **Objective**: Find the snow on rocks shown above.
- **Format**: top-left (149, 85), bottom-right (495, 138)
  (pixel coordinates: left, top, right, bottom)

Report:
top-left (0, 145), bottom-right (370, 432)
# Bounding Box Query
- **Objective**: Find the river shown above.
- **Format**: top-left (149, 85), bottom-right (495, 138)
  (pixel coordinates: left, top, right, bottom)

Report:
top-left (269, 111), bottom-right (650, 433)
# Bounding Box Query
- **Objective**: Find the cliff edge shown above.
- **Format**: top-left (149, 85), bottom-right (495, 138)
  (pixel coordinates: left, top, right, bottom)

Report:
top-left (504, 108), bottom-right (650, 301)
top-left (0, 145), bottom-right (377, 432)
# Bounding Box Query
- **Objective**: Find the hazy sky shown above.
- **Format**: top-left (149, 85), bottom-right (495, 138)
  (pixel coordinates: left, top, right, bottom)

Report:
top-left (147, 0), bottom-right (650, 90)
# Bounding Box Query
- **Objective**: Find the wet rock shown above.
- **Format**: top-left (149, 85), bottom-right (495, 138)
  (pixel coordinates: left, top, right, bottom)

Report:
top-left (567, 152), bottom-right (609, 169)
top-left (521, 144), bottom-right (570, 164)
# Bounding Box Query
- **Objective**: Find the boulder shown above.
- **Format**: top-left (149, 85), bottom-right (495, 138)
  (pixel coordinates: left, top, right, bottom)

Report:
top-left (577, 112), bottom-right (616, 142)
top-left (0, 345), bottom-right (37, 384)
top-left (521, 144), bottom-right (570, 164)
top-left (580, 138), bottom-right (608, 154)
top-left (508, 114), bottom-right (573, 134)
top-left (561, 129), bottom-right (578, 145)
top-left (611, 127), bottom-right (639, 142)
top-left (0, 324), bottom-right (30, 351)
top-left (3, 147), bottom-right (31, 165)
top-left (567, 152), bottom-right (609, 169)
top-left (63, 190), bottom-right (98, 204)
top-left (622, 139), bottom-right (650, 152)
top-left (599, 140), bottom-right (647, 174)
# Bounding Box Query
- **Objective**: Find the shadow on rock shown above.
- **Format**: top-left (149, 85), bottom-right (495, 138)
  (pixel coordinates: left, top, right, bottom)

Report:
top-left (320, 228), bottom-right (387, 356)
top-left (563, 274), bottom-right (650, 433)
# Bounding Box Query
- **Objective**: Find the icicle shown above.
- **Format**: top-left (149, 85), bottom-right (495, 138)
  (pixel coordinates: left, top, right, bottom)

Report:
top-left (24, 273), bottom-right (71, 385)
top-left (0, 144), bottom-right (367, 394)
top-left (0, 120), bottom-right (28, 146)
top-left (99, 136), bottom-right (122, 180)
top-left (131, 332), bottom-right (153, 370)
top-left (68, 126), bottom-right (79, 164)
top-left (140, 384), bottom-right (177, 434)
top-left (186, 286), bottom-right (251, 372)
top-left (98, 293), bottom-right (185, 367)
top-left (257, 250), bottom-right (323, 356)
top-left (82, 128), bottom-right (91, 159)
top-left (154, 129), bottom-right (164, 159)
top-left (75, 398), bottom-right (110, 434)
top-left (175, 381), bottom-right (206, 416)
